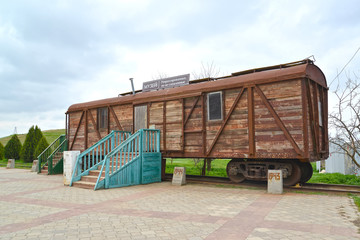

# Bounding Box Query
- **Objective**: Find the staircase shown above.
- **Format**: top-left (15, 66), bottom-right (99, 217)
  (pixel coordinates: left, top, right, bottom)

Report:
top-left (38, 134), bottom-right (67, 175)
top-left (70, 129), bottom-right (161, 190)
top-left (39, 152), bottom-right (63, 175)
top-left (70, 130), bottom-right (131, 188)
top-left (72, 166), bottom-right (105, 189)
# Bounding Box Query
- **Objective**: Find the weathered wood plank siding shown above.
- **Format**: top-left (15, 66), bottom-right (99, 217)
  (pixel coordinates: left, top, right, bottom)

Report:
top-left (66, 61), bottom-right (328, 162)
top-left (165, 100), bottom-right (182, 151)
top-left (254, 79), bottom-right (303, 159)
top-left (69, 111), bottom-right (85, 151)
top-left (183, 97), bottom-right (203, 154)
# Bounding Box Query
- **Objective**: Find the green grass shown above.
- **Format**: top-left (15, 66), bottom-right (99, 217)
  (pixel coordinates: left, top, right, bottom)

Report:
top-left (42, 129), bottom-right (66, 144)
top-left (0, 159), bottom-right (33, 169)
top-left (349, 193), bottom-right (360, 211)
top-left (0, 129), bottom-right (65, 146)
top-left (308, 172), bottom-right (360, 185)
top-left (165, 158), bottom-right (230, 177)
top-left (0, 129), bottom-right (65, 167)
top-left (166, 158), bottom-right (360, 186)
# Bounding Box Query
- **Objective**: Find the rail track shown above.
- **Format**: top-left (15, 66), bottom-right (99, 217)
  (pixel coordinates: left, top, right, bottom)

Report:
top-left (164, 174), bottom-right (360, 194)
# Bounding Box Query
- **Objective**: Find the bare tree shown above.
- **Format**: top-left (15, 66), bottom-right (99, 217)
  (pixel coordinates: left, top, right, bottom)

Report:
top-left (192, 61), bottom-right (221, 80)
top-left (330, 73), bottom-right (360, 168)
top-left (152, 72), bottom-right (168, 80)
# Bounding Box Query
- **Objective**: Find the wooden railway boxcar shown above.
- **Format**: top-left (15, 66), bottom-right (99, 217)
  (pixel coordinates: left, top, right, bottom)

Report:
top-left (66, 59), bottom-right (328, 186)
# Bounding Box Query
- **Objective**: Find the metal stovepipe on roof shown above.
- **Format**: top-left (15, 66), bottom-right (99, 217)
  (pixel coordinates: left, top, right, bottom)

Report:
top-left (129, 78), bottom-right (135, 95)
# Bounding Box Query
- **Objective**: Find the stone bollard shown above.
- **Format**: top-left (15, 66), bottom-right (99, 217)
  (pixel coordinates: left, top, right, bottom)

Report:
top-left (172, 167), bottom-right (186, 186)
top-left (267, 170), bottom-right (283, 194)
top-left (6, 159), bottom-right (15, 169)
top-left (31, 160), bottom-right (39, 172)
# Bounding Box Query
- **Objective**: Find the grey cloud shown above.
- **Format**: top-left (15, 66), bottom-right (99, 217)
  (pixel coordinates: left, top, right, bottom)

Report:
top-left (0, 0), bottom-right (359, 137)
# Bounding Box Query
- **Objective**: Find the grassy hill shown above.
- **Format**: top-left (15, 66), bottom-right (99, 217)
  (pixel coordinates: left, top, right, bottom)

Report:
top-left (0, 129), bottom-right (65, 146)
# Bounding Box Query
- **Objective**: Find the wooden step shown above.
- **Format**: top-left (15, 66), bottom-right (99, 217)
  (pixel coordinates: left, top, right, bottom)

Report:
top-left (88, 170), bottom-right (105, 177)
top-left (55, 152), bottom-right (63, 157)
top-left (52, 157), bottom-right (62, 162)
top-left (72, 181), bottom-right (96, 189)
top-left (39, 169), bottom-right (48, 175)
top-left (81, 175), bottom-right (104, 183)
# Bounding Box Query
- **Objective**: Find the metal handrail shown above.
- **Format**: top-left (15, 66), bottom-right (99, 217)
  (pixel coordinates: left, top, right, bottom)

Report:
top-left (37, 134), bottom-right (66, 173)
top-left (47, 138), bottom-right (67, 174)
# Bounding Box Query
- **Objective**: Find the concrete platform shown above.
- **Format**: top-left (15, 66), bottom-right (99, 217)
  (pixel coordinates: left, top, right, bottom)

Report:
top-left (0, 167), bottom-right (359, 240)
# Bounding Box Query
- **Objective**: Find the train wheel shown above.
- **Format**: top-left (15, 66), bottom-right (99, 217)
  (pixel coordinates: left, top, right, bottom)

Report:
top-left (283, 161), bottom-right (301, 186)
top-left (226, 159), bottom-right (246, 183)
top-left (299, 162), bottom-right (313, 183)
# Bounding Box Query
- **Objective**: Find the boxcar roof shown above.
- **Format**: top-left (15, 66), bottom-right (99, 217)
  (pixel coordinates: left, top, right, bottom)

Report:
top-left (67, 60), bottom-right (326, 113)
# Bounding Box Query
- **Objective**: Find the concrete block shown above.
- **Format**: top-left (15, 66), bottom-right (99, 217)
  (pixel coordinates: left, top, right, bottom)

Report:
top-left (31, 160), bottom-right (39, 172)
top-left (267, 170), bottom-right (283, 194)
top-left (6, 159), bottom-right (15, 169)
top-left (63, 151), bottom-right (80, 185)
top-left (172, 167), bottom-right (186, 186)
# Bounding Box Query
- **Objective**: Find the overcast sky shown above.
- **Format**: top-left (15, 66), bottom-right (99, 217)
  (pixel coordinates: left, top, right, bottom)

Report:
top-left (0, 0), bottom-right (359, 137)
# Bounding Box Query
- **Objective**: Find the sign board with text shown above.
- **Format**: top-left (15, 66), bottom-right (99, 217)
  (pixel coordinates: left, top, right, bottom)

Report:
top-left (143, 74), bottom-right (190, 92)
top-left (267, 170), bottom-right (283, 194)
top-left (172, 167), bottom-right (186, 186)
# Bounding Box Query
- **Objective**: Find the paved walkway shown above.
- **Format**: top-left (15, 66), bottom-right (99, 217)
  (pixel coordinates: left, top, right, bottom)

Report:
top-left (0, 168), bottom-right (359, 240)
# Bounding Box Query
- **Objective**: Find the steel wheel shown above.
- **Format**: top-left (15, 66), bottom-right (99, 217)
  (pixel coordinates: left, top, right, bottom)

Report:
top-left (226, 159), bottom-right (246, 183)
top-left (283, 161), bottom-right (301, 186)
top-left (299, 162), bottom-right (313, 183)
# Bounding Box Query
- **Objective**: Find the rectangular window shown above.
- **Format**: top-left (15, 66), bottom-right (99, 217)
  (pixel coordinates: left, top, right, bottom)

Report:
top-left (318, 101), bottom-right (323, 127)
top-left (134, 105), bottom-right (147, 132)
top-left (97, 107), bottom-right (108, 130)
top-left (207, 91), bottom-right (223, 121)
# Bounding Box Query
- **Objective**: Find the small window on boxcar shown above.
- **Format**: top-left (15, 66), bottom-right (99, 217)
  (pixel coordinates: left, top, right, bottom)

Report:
top-left (97, 107), bottom-right (108, 130)
top-left (318, 101), bottom-right (323, 127)
top-left (207, 91), bottom-right (223, 121)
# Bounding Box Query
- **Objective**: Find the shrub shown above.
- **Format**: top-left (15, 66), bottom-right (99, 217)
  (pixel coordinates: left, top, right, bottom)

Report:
top-left (34, 126), bottom-right (43, 147)
top-left (22, 125), bottom-right (44, 162)
top-left (34, 136), bottom-right (49, 158)
top-left (4, 134), bottom-right (22, 160)
top-left (0, 142), bottom-right (4, 159)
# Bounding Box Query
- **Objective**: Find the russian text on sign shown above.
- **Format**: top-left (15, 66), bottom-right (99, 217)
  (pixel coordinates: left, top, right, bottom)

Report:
top-left (143, 74), bottom-right (190, 92)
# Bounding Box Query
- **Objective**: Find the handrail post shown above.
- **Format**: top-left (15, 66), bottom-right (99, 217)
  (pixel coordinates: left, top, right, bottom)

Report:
top-left (139, 130), bottom-right (143, 153)
top-left (38, 156), bottom-right (41, 173)
top-left (156, 130), bottom-right (160, 152)
top-left (105, 157), bottom-right (110, 189)
top-left (48, 156), bottom-right (52, 175)
top-left (139, 129), bottom-right (143, 184)
top-left (111, 131), bottom-right (115, 151)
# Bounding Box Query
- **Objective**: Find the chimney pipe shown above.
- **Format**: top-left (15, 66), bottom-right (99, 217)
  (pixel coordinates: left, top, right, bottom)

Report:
top-left (129, 78), bottom-right (135, 95)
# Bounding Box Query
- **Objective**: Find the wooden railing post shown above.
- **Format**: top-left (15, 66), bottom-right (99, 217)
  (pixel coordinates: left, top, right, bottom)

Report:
top-left (111, 131), bottom-right (115, 152)
top-left (105, 157), bottom-right (110, 188)
top-left (156, 130), bottom-right (160, 152)
top-left (139, 130), bottom-right (143, 183)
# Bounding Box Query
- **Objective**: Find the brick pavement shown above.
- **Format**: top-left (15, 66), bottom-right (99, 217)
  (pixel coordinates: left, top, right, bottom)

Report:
top-left (0, 167), bottom-right (359, 239)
